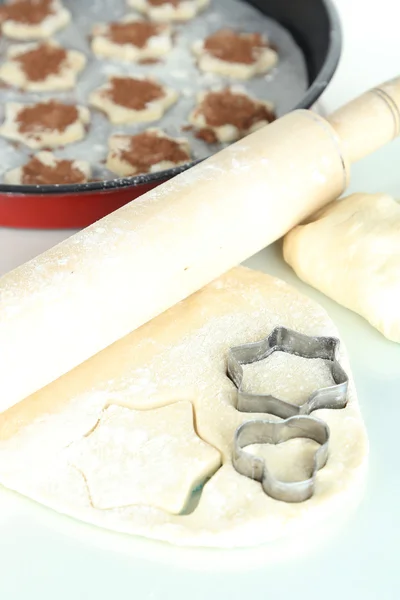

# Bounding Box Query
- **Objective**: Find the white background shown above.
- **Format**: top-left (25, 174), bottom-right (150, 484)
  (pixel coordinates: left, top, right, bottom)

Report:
top-left (1, 2), bottom-right (400, 599)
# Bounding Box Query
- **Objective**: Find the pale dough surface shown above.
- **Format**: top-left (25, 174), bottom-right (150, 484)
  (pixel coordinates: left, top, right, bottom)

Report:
top-left (0, 40), bottom-right (86, 91)
top-left (1, 0), bottom-right (70, 40)
top-left (189, 87), bottom-right (274, 143)
top-left (0, 267), bottom-right (368, 548)
top-left (127, 0), bottom-right (209, 22)
top-left (284, 192), bottom-right (400, 343)
top-left (192, 38), bottom-right (278, 80)
top-left (4, 151), bottom-right (91, 184)
top-left (0, 102), bottom-right (90, 149)
top-left (91, 16), bottom-right (172, 62)
top-left (89, 77), bottom-right (178, 125)
top-left (107, 129), bottom-right (191, 176)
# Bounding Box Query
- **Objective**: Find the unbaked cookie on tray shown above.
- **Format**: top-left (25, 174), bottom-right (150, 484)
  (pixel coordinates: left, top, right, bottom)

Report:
top-left (107, 128), bottom-right (191, 176)
top-left (91, 16), bottom-right (172, 63)
top-left (0, 0), bottom-right (71, 40)
top-left (89, 75), bottom-right (178, 124)
top-left (4, 151), bottom-right (91, 185)
top-left (0, 100), bottom-right (90, 149)
top-left (192, 29), bottom-right (278, 79)
top-left (0, 40), bottom-right (86, 91)
top-left (189, 86), bottom-right (275, 143)
top-left (127, 0), bottom-right (209, 22)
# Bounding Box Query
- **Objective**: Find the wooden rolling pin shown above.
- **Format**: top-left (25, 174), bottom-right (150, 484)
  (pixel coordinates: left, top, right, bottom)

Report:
top-left (1, 77), bottom-right (400, 413)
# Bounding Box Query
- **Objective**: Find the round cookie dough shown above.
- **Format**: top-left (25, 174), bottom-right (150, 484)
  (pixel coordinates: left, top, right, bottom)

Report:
top-left (4, 151), bottom-right (91, 185)
top-left (127, 0), bottom-right (209, 22)
top-left (189, 86), bottom-right (275, 143)
top-left (91, 16), bottom-right (172, 62)
top-left (0, 100), bottom-right (90, 149)
top-left (0, 40), bottom-right (86, 91)
top-left (89, 75), bottom-right (178, 125)
top-left (0, 0), bottom-right (71, 40)
top-left (107, 128), bottom-right (191, 176)
top-left (192, 29), bottom-right (278, 79)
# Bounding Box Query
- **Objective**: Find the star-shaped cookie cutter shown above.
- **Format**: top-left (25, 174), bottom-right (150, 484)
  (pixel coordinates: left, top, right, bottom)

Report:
top-left (227, 326), bottom-right (349, 420)
top-left (233, 416), bottom-right (330, 503)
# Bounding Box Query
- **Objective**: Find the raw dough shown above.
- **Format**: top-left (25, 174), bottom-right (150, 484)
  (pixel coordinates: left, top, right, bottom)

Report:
top-left (0, 100), bottom-right (90, 149)
top-left (0, 267), bottom-right (368, 548)
top-left (0, 0), bottom-right (71, 40)
top-left (189, 86), bottom-right (275, 143)
top-left (107, 128), bottom-right (191, 176)
top-left (127, 0), bottom-right (209, 23)
top-left (284, 192), bottom-right (400, 343)
top-left (89, 75), bottom-right (178, 125)
top-left (0, 40), bottom-right (86, 91)
top-left (192, 29), bottom-right (278, 79)
top-left (91, 15), bottom-right (172, 62)
top-left (4, 151), bottom-right (91, 185)
top-left (67, 402), bottom-right (221, 513)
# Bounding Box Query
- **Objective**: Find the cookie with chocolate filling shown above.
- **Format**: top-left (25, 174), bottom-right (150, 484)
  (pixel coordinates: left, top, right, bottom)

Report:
top-left (89, 75), bottom-right (178, 125)
top-left (127, 0), bottom-right (209, 23)
top-left (0, 40), bottom-right (86, 91)
top-left (0, 0), bottom-right (71, 40)
top-left (189, 86), bottom-right (275, 143)
top-left (0, 100), bottom-right (90, 148)
top-left (91, 16), bottom-right (172, 62)
top-left (107, 128), bottom-right (191, 176)
top-left (4, 151), bottom-right (91, 185)
top-left (192, 29), bottom-right (278, 79)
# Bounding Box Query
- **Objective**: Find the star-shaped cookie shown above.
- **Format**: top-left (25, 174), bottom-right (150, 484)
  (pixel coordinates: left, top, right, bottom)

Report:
top-left (67, 401), bottom-right (221, 514)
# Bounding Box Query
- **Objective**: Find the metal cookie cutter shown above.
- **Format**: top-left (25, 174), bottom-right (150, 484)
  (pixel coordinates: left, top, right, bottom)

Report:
top-left (227, 326), bottom-right (349, 420)
top-left (233, 416), bottom-right (330, 503)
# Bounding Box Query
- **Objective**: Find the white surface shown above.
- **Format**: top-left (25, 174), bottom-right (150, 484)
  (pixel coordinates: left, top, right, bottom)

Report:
top-left (1, 0), bottom-right (400, 598)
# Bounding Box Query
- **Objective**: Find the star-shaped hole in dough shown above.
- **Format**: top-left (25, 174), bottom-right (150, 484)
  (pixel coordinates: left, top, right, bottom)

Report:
top-left (67, 401), bottom-right (221, 514)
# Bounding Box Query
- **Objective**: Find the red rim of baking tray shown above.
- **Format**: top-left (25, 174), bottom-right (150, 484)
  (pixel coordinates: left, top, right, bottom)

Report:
top-left (0, 162), bottom-right (196, 229)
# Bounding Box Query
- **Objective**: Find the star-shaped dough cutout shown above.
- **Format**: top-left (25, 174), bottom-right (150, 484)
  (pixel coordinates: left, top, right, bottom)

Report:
top-left (67, 401), bottom-right (221, 514)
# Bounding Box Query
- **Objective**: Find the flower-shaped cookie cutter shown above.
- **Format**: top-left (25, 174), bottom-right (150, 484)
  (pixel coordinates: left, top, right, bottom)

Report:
top-left (233, 416), bottom-right (330, 503)
top-left (227, 326), bottom-right (349, 420)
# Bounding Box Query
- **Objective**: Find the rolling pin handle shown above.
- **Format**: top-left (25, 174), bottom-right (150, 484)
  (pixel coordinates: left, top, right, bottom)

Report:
top-left (327, 77), bottom-right (400, 163)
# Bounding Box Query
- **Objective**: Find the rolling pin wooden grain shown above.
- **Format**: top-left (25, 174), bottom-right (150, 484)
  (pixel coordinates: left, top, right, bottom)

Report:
top-left (1, 77), bottom-right (400, 413)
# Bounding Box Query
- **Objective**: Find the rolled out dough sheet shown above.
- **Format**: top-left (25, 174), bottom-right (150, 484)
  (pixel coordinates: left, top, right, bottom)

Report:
top-left (0, 267), bottom-right (368, 548)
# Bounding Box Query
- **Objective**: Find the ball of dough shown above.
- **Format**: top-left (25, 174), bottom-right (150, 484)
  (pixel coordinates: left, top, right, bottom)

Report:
top-left (284, 192), bottom-right (400, 343)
